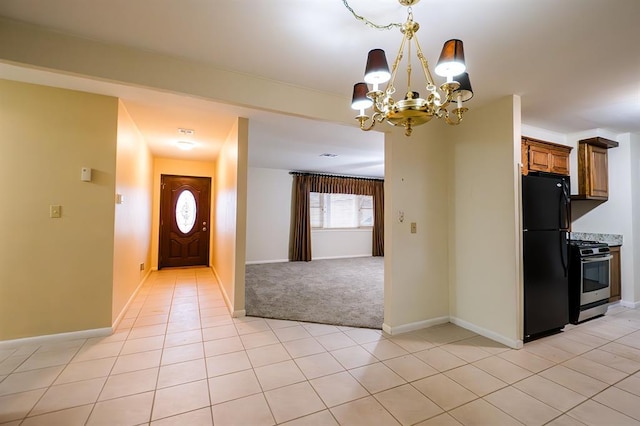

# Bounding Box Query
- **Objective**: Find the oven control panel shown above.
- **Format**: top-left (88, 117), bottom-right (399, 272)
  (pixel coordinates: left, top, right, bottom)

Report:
top-left (579, 246), bottom-right (610, 257)
top-left (570, 240), bottom-right (610, 257)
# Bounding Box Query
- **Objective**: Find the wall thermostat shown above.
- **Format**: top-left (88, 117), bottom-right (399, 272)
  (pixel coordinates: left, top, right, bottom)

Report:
top-left (81, 167), bottom-right (92, 182)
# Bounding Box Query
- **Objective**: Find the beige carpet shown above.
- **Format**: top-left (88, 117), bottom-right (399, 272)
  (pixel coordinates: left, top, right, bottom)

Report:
top-left (245, 257), bottom-right (384, 329)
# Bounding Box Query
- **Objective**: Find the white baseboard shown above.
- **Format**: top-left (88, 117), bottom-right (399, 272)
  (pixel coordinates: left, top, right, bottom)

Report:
top-left (608, 301), bottom-right (622, 310)
top-left (620, 300), bottom-right (640, 309)
top-left (112, 269), bottom-right (152, 329)
top-left (382, 316), bottom-right (449, 335)
top-left (210, 267), bottom-right (245, 318)
top-left (450, 316), bottom-right (523, 349)
top-left (312, 254), bottom-right (372, 260)
top-left (246, 255), bottom-right (375, 264)
top-left (245, 259), bottom-right (289, 265)
top-left (0, 327), bottom-right (113, 349)
top-left (211, 266), bottom-right (234, 311)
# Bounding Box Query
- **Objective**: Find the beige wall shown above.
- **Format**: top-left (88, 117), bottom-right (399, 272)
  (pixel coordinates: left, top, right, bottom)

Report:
top-left (213, 118), bottom-right (248, 315)
top-left (383, 125), bottom-right (451, 332)
top-left (246, 167), bottom-right (292, 263)
top-left (151, 158), bottom-right (216, 269)
top-left (112, 101), bottom-right (154, 322)
top-left (448, 96), bottom-right (522, 347)
top-left (0, 79), bottom-right (118, 340)
top-left (0, 18), bottom-right (353, 127)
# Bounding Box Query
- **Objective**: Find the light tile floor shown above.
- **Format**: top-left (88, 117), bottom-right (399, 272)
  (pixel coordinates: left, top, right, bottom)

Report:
top-left (1, 267), bottom-right (640, 425)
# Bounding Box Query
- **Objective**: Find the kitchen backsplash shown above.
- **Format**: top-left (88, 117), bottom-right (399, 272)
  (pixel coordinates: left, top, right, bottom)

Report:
top-left (570, 232), bottom-right (623, 246)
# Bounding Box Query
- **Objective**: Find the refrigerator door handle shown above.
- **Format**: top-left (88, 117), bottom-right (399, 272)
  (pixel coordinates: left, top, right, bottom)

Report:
top-left (558, 187), bottom-right (563, 230)
top-left (558, 181), bottom-right (570, 230)
top-left (560, 232), bottom-right (568, 277)
top-left (562, 181), bottom-right (571, 230)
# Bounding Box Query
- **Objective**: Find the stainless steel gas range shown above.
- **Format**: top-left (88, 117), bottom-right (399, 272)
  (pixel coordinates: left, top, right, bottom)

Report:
top-left (569, 240), bottom-right (612, 323)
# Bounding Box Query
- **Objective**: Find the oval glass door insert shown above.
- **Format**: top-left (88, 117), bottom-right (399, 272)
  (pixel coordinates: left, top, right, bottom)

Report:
top-left (176, 190), bottom-right (197, 234)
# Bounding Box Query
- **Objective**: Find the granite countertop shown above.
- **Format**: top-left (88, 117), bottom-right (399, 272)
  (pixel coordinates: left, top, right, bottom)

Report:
top-left (570, 232), bottom-right (623, 246)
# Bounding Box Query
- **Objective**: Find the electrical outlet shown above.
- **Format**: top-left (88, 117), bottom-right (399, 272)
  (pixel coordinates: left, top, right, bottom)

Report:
top-left (139, 263), bottom-right (145, 271)
top-left (410, 222), bottom-right (417, 233)
top-left (50, 205), bottom-right (62, 218)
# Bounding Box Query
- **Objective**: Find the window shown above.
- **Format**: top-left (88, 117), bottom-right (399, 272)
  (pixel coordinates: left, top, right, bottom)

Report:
top-left (310, 192), bottom-right (374, 229)
top-left (175, 189), bottom-right (197, 234)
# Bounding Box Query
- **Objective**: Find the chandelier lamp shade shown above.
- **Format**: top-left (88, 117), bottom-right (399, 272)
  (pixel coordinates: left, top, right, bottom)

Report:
top-left (350, 0), bottom-right (473, 136)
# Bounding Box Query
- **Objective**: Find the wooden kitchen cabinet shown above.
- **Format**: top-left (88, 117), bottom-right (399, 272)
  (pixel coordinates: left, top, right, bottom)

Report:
top-left (521, 137), bottom-right (572, 176)
top-left (574, 137), bottom-right (618, 201)
top-left (521, 139), bottom-right (529, 175)
top-left (609, 246), bottom-right (621, 303)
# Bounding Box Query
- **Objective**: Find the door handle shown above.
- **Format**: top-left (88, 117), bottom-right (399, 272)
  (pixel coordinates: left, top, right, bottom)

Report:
top-left (203, 227), bottom-right (207, 231)
top-left (581, 255), bottom-right (612, 263)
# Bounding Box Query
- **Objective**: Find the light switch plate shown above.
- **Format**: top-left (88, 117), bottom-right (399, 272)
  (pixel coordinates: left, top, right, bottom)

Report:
top-left (410, 222), bottom-right (417, 233)
top-left (50, 205), bottom-right (62, 218)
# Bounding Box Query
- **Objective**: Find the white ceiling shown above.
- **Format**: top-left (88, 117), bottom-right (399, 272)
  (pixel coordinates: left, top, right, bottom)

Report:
top-left (1, 0), bottom-right (639, 178)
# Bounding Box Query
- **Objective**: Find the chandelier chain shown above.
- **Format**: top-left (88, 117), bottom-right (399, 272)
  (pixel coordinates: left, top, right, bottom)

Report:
top-left (341, 0), bottom-right (403, 31)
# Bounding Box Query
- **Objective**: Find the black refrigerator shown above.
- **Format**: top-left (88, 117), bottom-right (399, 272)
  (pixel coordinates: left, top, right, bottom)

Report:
top-left (522, 172), bottom-right (571, 341)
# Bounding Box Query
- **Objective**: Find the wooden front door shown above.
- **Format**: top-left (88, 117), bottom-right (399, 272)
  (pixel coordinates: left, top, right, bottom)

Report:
top-left (159, 175), bottom-right (211, 269)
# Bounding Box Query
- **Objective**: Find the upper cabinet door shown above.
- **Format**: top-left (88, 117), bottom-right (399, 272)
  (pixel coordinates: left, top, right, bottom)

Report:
top-left (550, 149), bottom-right (570, 175)
top-left (528, 144), bottom-right (551, 173)
top-left (574, 137), bottom-right (617, 201)
top-left (522, 137), bottom-right (572, 176)
top-left (587, 145), bottom-right (608, 198)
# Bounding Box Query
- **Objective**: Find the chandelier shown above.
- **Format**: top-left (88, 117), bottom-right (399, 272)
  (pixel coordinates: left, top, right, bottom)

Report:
top-left (349, 0), bottom-right (473, 136)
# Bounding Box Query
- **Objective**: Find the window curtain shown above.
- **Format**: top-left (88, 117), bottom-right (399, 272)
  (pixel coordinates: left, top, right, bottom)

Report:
top-left (290, 173), bottom-right (384, 261)
top-left (291, 175), bottom-right (312, 261)
top-left (372, 180), bottom-right (384, 256)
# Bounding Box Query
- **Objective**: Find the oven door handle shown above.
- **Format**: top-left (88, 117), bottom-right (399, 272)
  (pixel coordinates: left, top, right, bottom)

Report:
top-left (581, 255), bottom-right (613, 263)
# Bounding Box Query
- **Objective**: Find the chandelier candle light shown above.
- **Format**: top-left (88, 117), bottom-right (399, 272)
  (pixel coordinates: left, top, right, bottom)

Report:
top-left (350, 0), bottom-right (473, 136)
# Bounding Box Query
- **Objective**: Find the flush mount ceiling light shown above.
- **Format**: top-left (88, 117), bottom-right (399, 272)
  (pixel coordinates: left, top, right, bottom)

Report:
top-left (176, 140), bottom-right (196, 151)
top-left (176, 128), bottom-right (196, 150)
top-left (347, 0), bottom-right (473, 136)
